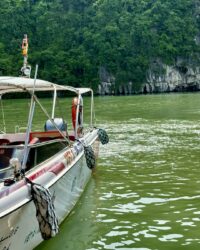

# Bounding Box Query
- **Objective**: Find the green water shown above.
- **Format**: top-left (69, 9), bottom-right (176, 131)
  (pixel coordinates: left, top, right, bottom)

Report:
top-left (12, 93), bottom-right (200, 250)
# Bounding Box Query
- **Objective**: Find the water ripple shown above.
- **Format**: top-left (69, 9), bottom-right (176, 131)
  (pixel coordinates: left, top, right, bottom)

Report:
top-left (98, 203), bottom-right (145, 214)
top-left (159, 234), bottom-right (183, 242)
top-left (135, 195), bottom-right (200, 204)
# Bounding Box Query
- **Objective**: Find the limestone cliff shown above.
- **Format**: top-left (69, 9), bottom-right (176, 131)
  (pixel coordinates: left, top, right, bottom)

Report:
top-left (98, 67), bottom-right (133, 95)
top-left (142, 60), bottom-right (200, 93)
top-left (98, 61), bottom-right (200, 95)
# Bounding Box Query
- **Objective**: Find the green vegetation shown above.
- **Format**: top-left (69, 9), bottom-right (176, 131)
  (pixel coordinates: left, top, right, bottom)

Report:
top-left (0, 0), bottom-right (199, 91)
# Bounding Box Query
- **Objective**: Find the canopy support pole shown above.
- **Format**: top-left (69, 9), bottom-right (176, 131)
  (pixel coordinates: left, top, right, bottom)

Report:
top-left (21, 65), bottom-right (38, 172)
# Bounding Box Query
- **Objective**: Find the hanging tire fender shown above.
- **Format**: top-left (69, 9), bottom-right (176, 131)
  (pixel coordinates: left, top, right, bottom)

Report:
top-left (84, 145), bottom-right (96, 169)
top-left (97, 128), bottom-right (109, 145)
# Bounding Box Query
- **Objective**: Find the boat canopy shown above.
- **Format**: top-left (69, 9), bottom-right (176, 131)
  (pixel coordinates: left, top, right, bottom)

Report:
top-left (0, 77), bottom-right (92, 95)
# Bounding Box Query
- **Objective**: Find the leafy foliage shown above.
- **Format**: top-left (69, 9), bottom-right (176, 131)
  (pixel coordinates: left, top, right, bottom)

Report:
top-left (0, 0), bottom-right (199, 91)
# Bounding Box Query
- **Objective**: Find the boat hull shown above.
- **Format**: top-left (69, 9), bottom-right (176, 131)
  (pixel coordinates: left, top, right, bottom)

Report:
top-left (0, 132), bottom-right (99, 250)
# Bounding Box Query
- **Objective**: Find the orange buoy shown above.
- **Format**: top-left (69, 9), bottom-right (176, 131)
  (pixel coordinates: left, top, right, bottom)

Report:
top-left (71, 97), bottom-right (83, 135)
top-left (71, 97), bottom-right (78, 130)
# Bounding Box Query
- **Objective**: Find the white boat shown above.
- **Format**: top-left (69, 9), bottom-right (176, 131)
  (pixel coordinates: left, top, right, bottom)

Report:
top-left (0, 76), bottom-right (108, 250)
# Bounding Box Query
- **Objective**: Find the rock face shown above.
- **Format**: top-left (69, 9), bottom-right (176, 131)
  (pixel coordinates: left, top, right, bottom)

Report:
top-left (98, 66), bottom-right (133, 95)
top-left (98, 67), bottom-right (114, 95)
top-left (98, 81), bottom-right (133, 95)
top-left (98, 61), bottom-right (200, 95)
top-left (142, 61), bottom-right (200, 93)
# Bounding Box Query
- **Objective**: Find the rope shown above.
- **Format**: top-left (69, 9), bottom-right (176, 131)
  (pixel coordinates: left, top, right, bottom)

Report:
top-left (32, 94), bottom-right (72, 146)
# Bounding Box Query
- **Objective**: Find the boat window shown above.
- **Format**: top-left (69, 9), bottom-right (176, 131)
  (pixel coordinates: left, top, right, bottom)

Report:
top-left (29, 141), bottom-right (67, 167)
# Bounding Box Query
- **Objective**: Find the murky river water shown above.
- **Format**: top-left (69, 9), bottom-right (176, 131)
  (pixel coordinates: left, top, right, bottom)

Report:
top-left (32, 93), bottom-right (200, 250)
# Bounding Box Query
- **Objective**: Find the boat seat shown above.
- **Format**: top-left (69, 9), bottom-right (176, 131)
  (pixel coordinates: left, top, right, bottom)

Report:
top-left (29, 131), bottom-right (66, 142)
top-left (0, 139), bottom-right (10, 145)
top-left (0, 156), bottom-right (10, 169)
top-left (44, 118), bottom-right (67, 132)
